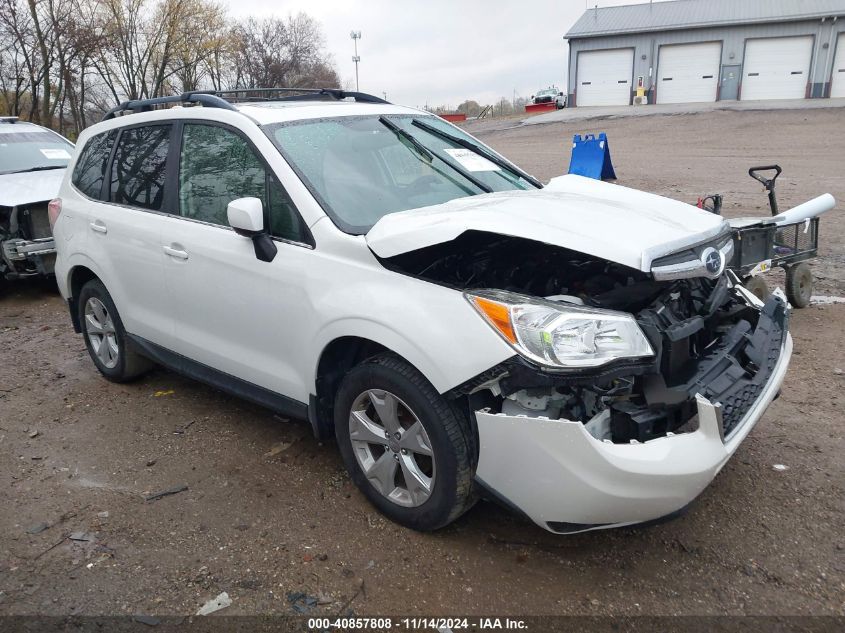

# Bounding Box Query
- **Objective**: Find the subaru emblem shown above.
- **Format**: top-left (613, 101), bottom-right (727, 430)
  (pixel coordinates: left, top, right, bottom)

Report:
top-left (701, 247), bottom-right (724, 276)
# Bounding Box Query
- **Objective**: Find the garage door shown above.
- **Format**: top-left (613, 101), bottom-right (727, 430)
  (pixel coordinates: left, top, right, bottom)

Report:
top-left (831, 33), bottom-right (845, 98)
top-left (741, 36), bottom-right (813, 101)
top-left (657, 42), bottom-right (721, 104)
top-left (576, 49), bottom-right (633, 106)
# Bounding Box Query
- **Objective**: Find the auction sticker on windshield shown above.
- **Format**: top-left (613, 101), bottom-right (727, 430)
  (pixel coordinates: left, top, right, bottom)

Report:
top-left (40, 148), bottom-right (72, 160)
top-left (443, 148), bottom-right (500, 171)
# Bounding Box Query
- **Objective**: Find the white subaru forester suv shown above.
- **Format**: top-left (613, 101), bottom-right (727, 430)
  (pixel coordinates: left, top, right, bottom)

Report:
top-left (52, 89), bottom-right (794, 534)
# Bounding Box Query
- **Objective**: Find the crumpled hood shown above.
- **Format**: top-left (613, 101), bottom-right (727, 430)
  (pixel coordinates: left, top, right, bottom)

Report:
top-left (0, 169), bottom-right (66, 207)
top-left (366, 174), bottom-right (728, 272)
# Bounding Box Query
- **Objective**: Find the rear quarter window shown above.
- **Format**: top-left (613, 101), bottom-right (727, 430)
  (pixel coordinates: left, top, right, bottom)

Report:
top-left (72, 131), bottom-right (117, 199)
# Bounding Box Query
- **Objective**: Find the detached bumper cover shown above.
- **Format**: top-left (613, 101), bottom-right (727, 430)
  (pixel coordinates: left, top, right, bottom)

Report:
top-left (474, 298), bottom-right (793, 534)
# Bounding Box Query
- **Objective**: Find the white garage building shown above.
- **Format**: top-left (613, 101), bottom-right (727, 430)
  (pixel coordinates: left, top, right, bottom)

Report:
top-left (565, 0), bottom-right (845, 107)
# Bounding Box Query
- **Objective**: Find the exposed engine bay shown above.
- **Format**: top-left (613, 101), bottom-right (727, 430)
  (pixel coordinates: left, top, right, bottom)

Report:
top-left (1, 202), bottom-right (56, 280)
top-left (383, 231), bottom-right (788, 444)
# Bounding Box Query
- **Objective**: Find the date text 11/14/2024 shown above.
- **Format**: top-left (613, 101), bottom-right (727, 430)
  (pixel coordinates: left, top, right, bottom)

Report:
top-left (307, 617), bottom-right (528, 630)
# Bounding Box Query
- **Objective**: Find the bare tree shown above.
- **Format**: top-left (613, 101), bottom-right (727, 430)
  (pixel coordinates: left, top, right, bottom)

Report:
top-left (232, 14), bottom-right (340, 89)
top-left (0, 0), bottom-right (340, 132)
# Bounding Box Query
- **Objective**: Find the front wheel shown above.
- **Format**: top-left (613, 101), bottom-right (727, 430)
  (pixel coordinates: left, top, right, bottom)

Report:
top-left (334, 354), bottom-right (476, 531)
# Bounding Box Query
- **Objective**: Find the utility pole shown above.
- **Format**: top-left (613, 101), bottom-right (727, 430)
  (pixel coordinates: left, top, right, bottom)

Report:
top-left (350, 31), bottom-right (362, 91)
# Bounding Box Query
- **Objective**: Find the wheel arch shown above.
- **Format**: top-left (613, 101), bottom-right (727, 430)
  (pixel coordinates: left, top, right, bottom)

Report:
top-left (67, 264), bottom-right (101, 333)
top-left (311, 334), bottom-right (456, 441)
top-left (311, 336), bottom-right (396, 440)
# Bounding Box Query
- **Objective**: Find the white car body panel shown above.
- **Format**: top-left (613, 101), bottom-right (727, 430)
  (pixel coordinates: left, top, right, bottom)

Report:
top-left (68, 196), bottom-right (173, 347)
top-left (0, 169), bottom-right (66, 207)
top-left (154, 213), bottom-right (514, 401)
top-left (366, 174), bottom-right (727, 271)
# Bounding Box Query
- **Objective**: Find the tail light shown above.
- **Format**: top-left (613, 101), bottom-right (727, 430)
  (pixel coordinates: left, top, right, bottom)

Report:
top-left (48, 198), bottom-right (62, 230)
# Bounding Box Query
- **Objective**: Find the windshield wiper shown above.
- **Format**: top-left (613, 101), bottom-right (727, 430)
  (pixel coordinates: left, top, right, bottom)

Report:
top-left (411, 118), bottom-right (543, 188)
top-left (379, 116), bottom-right (433, 162)
top-left (2, 165), bottom-right (66, 175)
top-left (379, 116), bottom-right (492, 194)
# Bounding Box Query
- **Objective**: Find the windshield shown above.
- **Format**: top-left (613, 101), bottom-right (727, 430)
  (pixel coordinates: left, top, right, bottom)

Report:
top-left (537, 89), bottom-right (557, 97)
top-left (0, 129), bottom-right (73, 175)
top-left (264, 115), bottom-right (537, 234)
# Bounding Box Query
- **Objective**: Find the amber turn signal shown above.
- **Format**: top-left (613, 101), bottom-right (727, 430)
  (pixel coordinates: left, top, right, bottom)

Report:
top-left (469, 296), bottom-right (517, 344)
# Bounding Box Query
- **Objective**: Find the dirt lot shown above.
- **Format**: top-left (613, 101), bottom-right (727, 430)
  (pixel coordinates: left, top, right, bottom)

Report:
top-left (1, 108), bottom-right (844, 618)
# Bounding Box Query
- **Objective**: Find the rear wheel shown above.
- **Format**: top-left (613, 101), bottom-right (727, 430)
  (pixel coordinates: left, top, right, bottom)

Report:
top-left (78, 279), bottom-right (152, 382)
top-left (786, 263), bottom-right (813, 308)
top-left (743, 275), bottom-right (770, 302)
top-left (334, 354), bottom-right (476, 531)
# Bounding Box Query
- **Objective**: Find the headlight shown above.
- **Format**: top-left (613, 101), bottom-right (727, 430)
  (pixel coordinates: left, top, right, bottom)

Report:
top-left (466, 290), bottom-right (654, 368)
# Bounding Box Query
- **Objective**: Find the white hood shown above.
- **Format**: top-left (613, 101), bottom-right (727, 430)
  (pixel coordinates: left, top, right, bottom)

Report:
top-left (366, 174), bottom-right (728, 272)
top-left (0, 169), bottom-right (66, 207)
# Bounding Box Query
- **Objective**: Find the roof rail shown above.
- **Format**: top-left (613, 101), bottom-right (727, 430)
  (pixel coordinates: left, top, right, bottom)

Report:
top-left (190, 88), bottom-right (390, 105)
top-left (0, 116), bottom-right (19, 123)
top-left (102, 87), bottom-right (389, 121)
top-left (103, 92), bottom-right (237, 121)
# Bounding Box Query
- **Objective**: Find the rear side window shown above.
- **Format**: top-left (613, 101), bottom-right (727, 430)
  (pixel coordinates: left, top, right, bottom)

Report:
top-left (109, 125), bottom-right (171, 211)
top-left (72, 131), bottom-right (116, 199)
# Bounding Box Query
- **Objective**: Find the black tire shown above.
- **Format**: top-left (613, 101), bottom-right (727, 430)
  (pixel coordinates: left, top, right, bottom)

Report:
top-left (78, 279), bottom-right (152, 382)
top-left (743, 275), bottom-right (770, 302)
top-left (786, 263), bottom-right (813, 308)
top-left (334, 353), bottom-right (476, 531)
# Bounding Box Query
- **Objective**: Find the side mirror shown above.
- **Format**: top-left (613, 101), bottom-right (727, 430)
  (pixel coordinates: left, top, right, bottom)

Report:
top-left (227, 197), bottom-right (277, 263)
top-left (558, 92), bottom-right (564, 96)
top-left (530, 95), bottom-right (534, 99)
top-left (228, 197), bottom-right (264, 235)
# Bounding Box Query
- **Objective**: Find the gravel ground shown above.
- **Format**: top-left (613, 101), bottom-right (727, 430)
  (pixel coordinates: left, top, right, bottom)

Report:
top-left (0, 107), bottom-right (843, 618)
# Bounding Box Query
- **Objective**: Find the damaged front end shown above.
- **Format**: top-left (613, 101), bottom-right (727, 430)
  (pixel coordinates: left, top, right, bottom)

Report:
top-left (382, 230), bottom-right (792, 531)
top-left (457, 276), bottom-right (787, 445)
top-left (1, 201), bottom-right (56, 281)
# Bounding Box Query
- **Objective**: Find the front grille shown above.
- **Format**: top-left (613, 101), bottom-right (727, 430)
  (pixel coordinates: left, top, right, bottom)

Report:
top-left (719, 304), bottom-right (785, 436)
top-left (617, 284), bottom-right (789, 444)
top-left (650, 231), bottom-right (734, 281)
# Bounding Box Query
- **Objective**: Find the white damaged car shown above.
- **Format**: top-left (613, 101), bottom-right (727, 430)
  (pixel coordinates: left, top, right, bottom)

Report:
top-left (1, 117), bottom-right (74, 288)
top-left (52, 90), bottom-right (810, 533)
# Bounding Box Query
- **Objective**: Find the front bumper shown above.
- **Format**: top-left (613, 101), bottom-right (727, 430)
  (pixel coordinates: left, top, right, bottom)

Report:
top-left (474, 311), bottom-right (793, 534)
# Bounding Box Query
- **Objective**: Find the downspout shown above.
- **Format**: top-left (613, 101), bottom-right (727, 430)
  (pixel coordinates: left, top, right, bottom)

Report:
top-left (826, 17), bottom-right (839, 97)
top-left (808, 18), bottom-right (826, 98)
top-left (649, 37), bottom-right (656, 104)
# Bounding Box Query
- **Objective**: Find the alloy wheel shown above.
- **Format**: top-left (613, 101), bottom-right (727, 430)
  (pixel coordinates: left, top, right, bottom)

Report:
top-left (84, 297), bottom-right (119, 369)
top-left (348, 389), bottom-right (436, 507)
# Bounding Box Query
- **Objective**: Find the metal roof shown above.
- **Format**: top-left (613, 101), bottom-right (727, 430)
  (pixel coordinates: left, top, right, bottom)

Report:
top-left (566, 0), bottom-right (845, 39)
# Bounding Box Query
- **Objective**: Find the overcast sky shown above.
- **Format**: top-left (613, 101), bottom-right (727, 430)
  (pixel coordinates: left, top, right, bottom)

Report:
top-left (225, 0), bottom-right (665, 108)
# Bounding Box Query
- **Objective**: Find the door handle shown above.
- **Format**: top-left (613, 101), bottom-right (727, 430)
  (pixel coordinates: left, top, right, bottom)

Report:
top-left (163, 245), bottom-right (189, 260)
top-left (90, 221), bottom-right (107, 234)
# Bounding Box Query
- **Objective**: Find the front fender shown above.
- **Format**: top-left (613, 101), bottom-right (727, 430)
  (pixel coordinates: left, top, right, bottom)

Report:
top-left (309, 283), bottom-right (514, 395)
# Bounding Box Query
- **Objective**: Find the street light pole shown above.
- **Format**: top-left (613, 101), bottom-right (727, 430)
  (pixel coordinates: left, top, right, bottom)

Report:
top-left (350, 31), bottom-right (362, 91)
